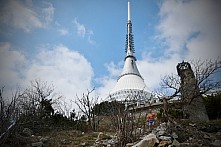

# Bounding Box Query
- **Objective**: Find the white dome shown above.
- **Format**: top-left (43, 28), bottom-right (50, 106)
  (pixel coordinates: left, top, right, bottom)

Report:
top-left (111, 74), bottom-right (150, 93)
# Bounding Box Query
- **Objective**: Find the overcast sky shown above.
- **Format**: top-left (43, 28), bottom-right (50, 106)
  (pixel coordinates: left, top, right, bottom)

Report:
top-left (0, 0), bottom-right (221, 105)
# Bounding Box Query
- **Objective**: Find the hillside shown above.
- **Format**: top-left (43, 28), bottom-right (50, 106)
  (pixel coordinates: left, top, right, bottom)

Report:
top-left (2, 119), bottom-right (221, 147)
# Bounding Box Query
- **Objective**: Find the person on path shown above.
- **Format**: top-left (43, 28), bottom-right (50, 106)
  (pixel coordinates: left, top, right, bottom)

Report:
top-left (146, 109), bottom-right (157, 129)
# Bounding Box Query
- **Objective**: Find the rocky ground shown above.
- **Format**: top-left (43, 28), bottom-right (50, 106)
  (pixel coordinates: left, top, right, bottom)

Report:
top-left (2, 119), bottom-right (221, 147)
top-left (168, 119), bottom-right (221, 146)
top-left (131, 119), bottom-right (221, 147)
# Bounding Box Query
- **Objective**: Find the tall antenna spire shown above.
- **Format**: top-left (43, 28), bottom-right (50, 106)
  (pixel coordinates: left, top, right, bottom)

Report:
top-left (125, 0), bottom-right (135, 60)
top-left (128, 0), bottom-right (131, 21)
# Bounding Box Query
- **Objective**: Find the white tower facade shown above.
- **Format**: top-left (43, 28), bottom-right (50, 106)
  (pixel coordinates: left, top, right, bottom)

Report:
top-left (109, 1), bottom-right (151, 102)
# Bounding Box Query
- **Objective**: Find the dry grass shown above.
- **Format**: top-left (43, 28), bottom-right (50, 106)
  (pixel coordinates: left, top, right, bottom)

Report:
top-left (42, 129), bottom-right (115, 147)
top-left (41, 130), bottom-right (97, 146)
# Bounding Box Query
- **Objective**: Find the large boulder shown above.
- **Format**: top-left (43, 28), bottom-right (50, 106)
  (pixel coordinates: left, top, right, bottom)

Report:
top-left (132, 133), bottom-right (159, 147)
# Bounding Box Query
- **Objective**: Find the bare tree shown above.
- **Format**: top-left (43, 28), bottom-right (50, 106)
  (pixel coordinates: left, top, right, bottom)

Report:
top-left (106, 90), bottom-right (152, 146)
top-left (18, 80), bottom-right (55, 121)
top-left (0, 87), bottom-right (21, 145)
top-left (0, 79), bottom-right (71, 145)
top-left (15, 79), bottom-right (68, 131)
top-left (75, 88), bottom-right (99, 131)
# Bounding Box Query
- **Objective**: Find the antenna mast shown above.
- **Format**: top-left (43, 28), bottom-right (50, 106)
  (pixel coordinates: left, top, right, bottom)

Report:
top-left (125, 0), bottom-right (135, 60)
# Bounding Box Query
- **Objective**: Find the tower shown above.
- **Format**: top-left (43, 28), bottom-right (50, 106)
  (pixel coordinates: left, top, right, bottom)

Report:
top-left (109, 1), bottom-right (151, 102)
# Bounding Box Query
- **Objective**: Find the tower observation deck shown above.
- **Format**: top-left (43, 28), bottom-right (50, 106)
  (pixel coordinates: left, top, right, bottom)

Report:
top-left (109, 1), bottom-right (152, 102)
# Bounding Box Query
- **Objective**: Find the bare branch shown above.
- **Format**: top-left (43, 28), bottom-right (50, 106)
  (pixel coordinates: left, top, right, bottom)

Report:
top-left (191, 57), bottom-right (221, 94)
top-left (75, 88), bottom-right (99, 131)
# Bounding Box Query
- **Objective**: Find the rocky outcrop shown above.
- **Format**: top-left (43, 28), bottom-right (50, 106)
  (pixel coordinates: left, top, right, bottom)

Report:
top-left (126, 120), bottom-right (221, 147)
top-left (177, 61), bottom-right (209, 122)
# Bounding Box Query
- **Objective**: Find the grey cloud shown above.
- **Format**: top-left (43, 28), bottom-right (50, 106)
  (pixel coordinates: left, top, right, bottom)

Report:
top-left (0, 0), bottom-right (54, 32)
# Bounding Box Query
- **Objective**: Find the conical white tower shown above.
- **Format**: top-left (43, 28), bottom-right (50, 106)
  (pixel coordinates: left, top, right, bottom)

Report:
top-left (109, 0), bottom-right (151, 101)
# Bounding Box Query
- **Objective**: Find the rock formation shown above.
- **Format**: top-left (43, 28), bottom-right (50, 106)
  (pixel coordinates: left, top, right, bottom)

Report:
top-left (177, 61), bottom-right (209, 122)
